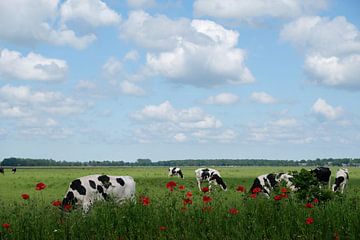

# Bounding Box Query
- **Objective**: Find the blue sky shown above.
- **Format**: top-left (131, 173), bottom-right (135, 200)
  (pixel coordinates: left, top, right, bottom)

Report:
top-left (0, 0), bottom-right (359, 162)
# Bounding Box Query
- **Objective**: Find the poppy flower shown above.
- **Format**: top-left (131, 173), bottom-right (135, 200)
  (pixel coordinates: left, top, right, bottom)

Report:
top-left (313, 198), bottom-right (319, 203)
top-left (166, 181), bottom-right (177, 191)
top-left (186, 191), bottom-right (193, 198)
top-left (2, 223), bottom-right (10, 229)
top-left (179, 185), bottom-right (185, 190)
top-left (249, 193), bottom-right (257, 199)
top-left (202, 195), bottom-right (212, 203)
top-left (305, 217), bottom-right (314, 225)
top-left (21, 194), bottom-right (30, 200)
top-left (183, 198), bottom-right (193, 205)
top-left (35, 182), bottom-right (46, 191)
top-left (305, 203), bottom-right (314, 208)
top-left (281, 193), bottom-right (288, 199)
top-left (63, 204), bottom-right (72, 211)
top-left (236, 185), bottom-right (245, 192)
top-left (229, 208), bottom-right (239, 215)
top-left (201, 187), bottom-right (209, 193)
top-left (159, 226), bottom-right (167, 231)
top-left (274, 195), bottom-right (282, 201)
top-left (52, 200), bottom-right (61, 207)
top-left (280, 187), bottom-right (288, 193)
top-left (252, 187), bottom-right (261, 193)
top-left (140, 196), bottom-right (150, 206)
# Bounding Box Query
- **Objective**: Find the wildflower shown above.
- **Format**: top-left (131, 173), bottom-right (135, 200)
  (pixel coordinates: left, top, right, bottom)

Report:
top-left (249, 193), bottom-right (257, 199)
top-left (63, 204), bottom-right (72, 211)
top-left (313, 198), bottom-right (319, 203)
top-left (229, 208), bottom-right (239, 215)
top-left (281, 187), bottom-right (288, 193)
top-left (202, 195), bottom-right (212, 203)
top-left (179, 185), bottom-right (185, 190)
top-left (21, 194), bottom-right (30, 200)
top-left (2, 223), bottom-right (10, 229)
top-left (183, 198), bottom-right (193, 205)
top-left (140, 196), bottom-right (150, 206)
top-left (166, 181), bottom-right (177, 191)
top-left (281, 193), bottom-right (288, 199)
top-left (52, 200), bottom-right (61, 207)
top-left (274, 195), bottom-right (282, 201)
top-left (305, 217), bottom-right (314, 225)
top-left (201, 187), bottom-right (209, 193)
top-left (35, 182), bottom-right (46, 191)
top-left (252, 187), bottom-right (261, 193)
top-left (236, 185), bottom-right (245, 192)
top-left (305, 203), bottom-right (314, 208)
top-left (186, 191), bottom-right (193, 198)
top-left (159, 226), bottom-right (167, 231)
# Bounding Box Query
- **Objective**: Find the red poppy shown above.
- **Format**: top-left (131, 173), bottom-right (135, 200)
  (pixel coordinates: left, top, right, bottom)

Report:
top-left (52, 200), bottom-right (61, 207)
top-left (313, 198), bottom-right (319, 203)
top-left (201, 187), bottom-right (209, 193)
top-left (274, 195), bottom-right (282, 201)
top-left (280, 187), bottom-right (288, 193)
top-left (249, 193), bottom-right (257, 199)
top-left (281, 193), bottom-right (288, 199)
top-left (21, 194), bottom-right (30, 200)
top-left (35, 182), bottom-right (46, 191)
top-left (179, 185), bottom-right (185, 190)
top-left (183, 198), bottom-right (193, 205)
top-left (202, 195), bottom-right (212, 203)
top-left (63, 204), bottom-right (72, 211)
top-left (305, 217), bottom-right (314, 225)
top-left (166, 181), bottom-right (177, 191)
top-left (305, 203), bottom-right (314, 208)
top-left (236, 185), bottom-right (245, 192)
top-left (252, 187), bottom-right (261, 193)
top-left (159, 226), bottom-right (167, 231)
top-left (186, 191), bottom-right (193, 198)
top-left (140, 196), bottom-right (150, 206)
top-left (229, 208), bottom-right (239, 215)
top-left (2, 223), bottom-right (10, 229)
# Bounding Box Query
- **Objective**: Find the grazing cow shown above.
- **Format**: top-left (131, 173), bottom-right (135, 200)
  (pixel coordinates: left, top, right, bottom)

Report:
top-left (62, 174), bottom-right (136, 212)
top-left (310, 167), bottom-right (331, 188)
top-left (332, 168), bottom-right (349, 193)
top-left (12, 168), bottom-right (16, 174)
top-left (277, 173), bottom-right (297, 191)
top-left (249, 173), bottom-right (279, 197)
top-left (168, 167), bottom-right (184, 178)
top-left (195, 168), bottom-right (227, 191)
top-left (0, 167), bottom-right (4, 174)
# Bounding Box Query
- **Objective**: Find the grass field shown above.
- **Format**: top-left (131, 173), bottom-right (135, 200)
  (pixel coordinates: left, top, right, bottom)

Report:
top-left (1, 166), bottom-right (360, 239)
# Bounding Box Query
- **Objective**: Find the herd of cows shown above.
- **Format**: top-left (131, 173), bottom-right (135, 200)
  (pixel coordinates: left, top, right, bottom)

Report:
top-left (0, 166), bottom-right (350, 212)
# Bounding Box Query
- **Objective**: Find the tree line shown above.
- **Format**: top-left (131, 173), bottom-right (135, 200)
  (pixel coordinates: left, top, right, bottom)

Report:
top-left (1, 157), bottom-right (359, 167)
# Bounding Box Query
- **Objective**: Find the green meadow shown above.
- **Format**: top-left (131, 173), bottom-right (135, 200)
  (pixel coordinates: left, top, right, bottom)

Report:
top-left (1, 166), bottom-right (360, 239)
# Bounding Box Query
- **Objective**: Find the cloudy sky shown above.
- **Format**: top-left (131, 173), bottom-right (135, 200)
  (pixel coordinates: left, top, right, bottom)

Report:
top-left (0, 0), bottom-right (359, 162)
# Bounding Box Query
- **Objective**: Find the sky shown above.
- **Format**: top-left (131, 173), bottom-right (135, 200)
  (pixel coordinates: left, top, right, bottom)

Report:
top-left (0, 0), bottom-right (359, 162)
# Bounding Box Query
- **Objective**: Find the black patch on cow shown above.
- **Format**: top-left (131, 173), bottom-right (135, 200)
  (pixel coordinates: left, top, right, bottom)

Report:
top-left (249, 178), bottom-right (262, 193)
top-left (89, 180), bottom-right (96, 189)
top-left (98, 175), bottom-right (111, 189)
top-left (311, 167), bottom-right (331, 183)
top-left (212, 174), bottom-right (227, 190)
top-left (171, 167), bottom-right (177, 174)
top-left (201, 170), bottom-right (210, 180)
top-left (345, 172), bottom-right (349, 180)
top-left (70, 179), bottom-right (86, 195)
top-left (97, 185), bottom-right (104, 193)
top-left (334, 176), bottom-right (345, 192)
top-left (178, 170), bottom-right (184, 178)
top-left (116, 178), bottom-right (125, 186)
top-left (62, 191), bottom-right (77, 209)
top-left (102, 193), bottom-right (109, 200)
top-left (266, 174), bottom-right (277, 188)
top-left (0, 167), bottom-right (4, 174)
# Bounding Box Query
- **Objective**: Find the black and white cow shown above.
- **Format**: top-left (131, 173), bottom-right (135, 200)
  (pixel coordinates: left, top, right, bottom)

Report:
top-left (168, 167), bottom-right (183, 178)
top-left (62, 174), bottom-right (136, 212)
top-left (332, 168), bottom-right (349, 193)
top-left (310, 167), bottom-right (331, 188)
top-left (11, 168), bottom-right (16, 174)
top-left (0, 167), bottom-right (4, 174)
top-left (249, 173), bottom-right (296, 197)
top-left (195, 168), bottom-right (227, 191)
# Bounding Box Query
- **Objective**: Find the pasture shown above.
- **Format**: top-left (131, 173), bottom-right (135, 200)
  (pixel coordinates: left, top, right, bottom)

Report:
top-left (1, 166), bottom-right (360, 239)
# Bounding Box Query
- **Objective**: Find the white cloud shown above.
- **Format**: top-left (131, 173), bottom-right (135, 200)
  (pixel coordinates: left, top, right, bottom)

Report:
top-left (124, 50), bottom-right (140, 61)
top-left (204, 93), bottom-right (239, 105)
top-left (102, 57), bottom-right (123, 82)
top-left (120, 81), bottom-right (145, 96)
top-left (281, 16), bottom-right (360, 90)
top-left (0, 102), bottom-right (29, 118)
top-left (0, 49), bottom-right (68, 82)
top-left (0, 0), bottom-right (96, 49)
top-left (311, 98), bottom-right (344, 120)
top-left (174, 133), bottom-right (187, 142)
top-left (194, 0), bottom-right (328, 20)
top-left (60, 0), bottom-right (121, 27)
top-left (127, 0), bottom-right (155, 8)
top-left (121, 11), bottom-right (254, 87)
top-left (250, 92), bottom-right (276, 104)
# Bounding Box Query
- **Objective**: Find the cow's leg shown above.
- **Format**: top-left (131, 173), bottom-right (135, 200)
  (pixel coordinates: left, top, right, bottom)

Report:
top-left (197, 180), bottom-right (202, 191)
top-left (82, 201), bottom-right (92, 213)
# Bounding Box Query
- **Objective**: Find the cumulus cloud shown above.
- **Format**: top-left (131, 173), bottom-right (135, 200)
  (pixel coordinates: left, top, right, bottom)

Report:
top-left (0, 49), bottom-right (68, 82)
top-left (250, 92), bottom-right (276, 104)
top-left (194, 0), bottom-right (328, 20)
top-left (120, 81), bottom-right (145, 96)
top-left (281, 16), bottom-right (360, 90)
top-left (120, 11), bottom-right (254, 87)
top-left (60, 0), bottom-right (121, 27)
top-left (204, 93), bottom-right (239, 105)
top-left (311, 98), bottom-right (344, 120)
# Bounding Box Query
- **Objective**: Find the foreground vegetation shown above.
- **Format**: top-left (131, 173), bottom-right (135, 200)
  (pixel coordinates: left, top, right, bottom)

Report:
top-left (1, 167), bottom-right (360, 239)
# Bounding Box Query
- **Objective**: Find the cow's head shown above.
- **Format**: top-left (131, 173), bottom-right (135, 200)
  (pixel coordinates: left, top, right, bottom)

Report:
top-left (212, 174), bottom-right (227, 191)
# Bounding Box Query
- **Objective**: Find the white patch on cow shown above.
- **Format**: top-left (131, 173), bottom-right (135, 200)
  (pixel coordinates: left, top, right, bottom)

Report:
top-left (332, 168), bottom-right (349, 193)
